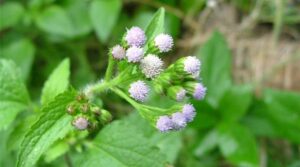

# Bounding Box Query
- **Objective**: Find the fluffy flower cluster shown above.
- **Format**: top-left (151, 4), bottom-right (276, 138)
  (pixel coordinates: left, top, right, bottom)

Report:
top-left (156, 104), bottom-right (196, 132)
top-left (108, 25), bottom-right (206, 132)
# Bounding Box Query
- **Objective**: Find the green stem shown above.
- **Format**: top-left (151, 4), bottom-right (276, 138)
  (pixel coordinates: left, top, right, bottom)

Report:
top-left (105, 55), bottom-right (115, 82)
top-left (273, 0), bottom-right (284, 44)
top-left (110, 87), bottom-right (141, 109)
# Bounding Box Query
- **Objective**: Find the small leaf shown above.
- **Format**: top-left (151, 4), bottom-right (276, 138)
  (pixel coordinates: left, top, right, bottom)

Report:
top-left (217, 124), bottom-right (259, 167)
top-left (194, 130), bottom-right (218, 157)
top-left (0, 59), bottom-right (30, 130)
top-left (145, 8), bottom-right (165, 46)
top-left (0, 38), bottom-right (35, 81)
top-left (35, 6), bottom-right (73, 38)
top-left (17, 90), bottom-right (76, 167)
top-left (219, 85), bottom-right (253, 122)
top-left (196, 31), bottom-right (232, 107)
top-left (41, 58), bottom-right (70, 105)
top-left (0, 2), bottom-right (24, 30)
top-left (77, 118), bottom-right (167, 167)
top-left (90, 0), bottom-right (122, 42)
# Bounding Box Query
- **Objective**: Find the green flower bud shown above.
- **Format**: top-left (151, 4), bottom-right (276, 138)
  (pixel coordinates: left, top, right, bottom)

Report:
top-left (167, 86), bottom-right (187, 101)
top-left (100, 109), bottom-right (112, 124)
top-left (80, 103), bottom-right (89, 113)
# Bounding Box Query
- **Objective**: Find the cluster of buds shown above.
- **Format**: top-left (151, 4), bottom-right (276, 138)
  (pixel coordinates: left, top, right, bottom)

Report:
top-left (66, 93), bottom-right (112, 131)
top-left (108, 26), bottom-right (207, 132)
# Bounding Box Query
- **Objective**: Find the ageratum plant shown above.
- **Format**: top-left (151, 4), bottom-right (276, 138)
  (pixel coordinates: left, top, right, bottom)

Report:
top-left (70, 24), bottom-right (207, 132)
top-left (12, 8), bottom-right (206, 167)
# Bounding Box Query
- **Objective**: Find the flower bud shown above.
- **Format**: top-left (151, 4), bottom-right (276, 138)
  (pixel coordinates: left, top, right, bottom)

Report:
top-left (72, 116), bottom-right (89, 130)
top-left (111, 45), bottom-right (125, 60)
top-left (184, 82), bottom-right (207, 100)
top-left (140, 54), bottom-right (164, 79)
top-left (182, 104), bottom-right (196, 122)
top-left (128, 80), bottom-right (150, 102)
top-left (126, 46), bottom-right (144, 63)
top-left (66, 103), bottom-right (76, 115)
top-left (154, 33), bottom-right (173, 53)
top-left (80, 103), bottom-right (89, 113)
top-left (153, 72), bottom-right (172, 92)
top-left (156, 116), bottom-right (173, 132)
top-left (100, 109), bottom-right (112, 124)
top-left (125, 26), bottom-right (146, 47)
top-left (174, 56), bottom-right (201, 78)
top-left (167, 86), bottom-right (186, 101)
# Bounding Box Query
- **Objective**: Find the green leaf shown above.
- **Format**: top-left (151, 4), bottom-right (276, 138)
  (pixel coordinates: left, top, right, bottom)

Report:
top-left (65, 0), bottom-right (92, 37)
top-left (41, 58), bottom-right (70, 105)
top-left (195, 130), bottom-right (218, 157)
top-left (17, 90), bottom-right (76, 167)
top-left (262, 89), bottom-right (300, 143)
top-left (145, 8), bottom-right (165, 46)
top-left (219, 85), bottom-right (253, 122)
top-left (217, 124), bottom-right (259, 167)
top-left (77, 118), bottom-right (167, 167)
top-left (0, 59), bottom-right (30, 130)
top-left (0, 2), bottom-right (24, 30)
top-left (0, 38), bottom-right (35, 81)
top-left (196, 31), bottom-right (232, 107)
top-left (35, 6), bottom-right (73, 38)
top-left (90, 0), bottom-right (122, 42)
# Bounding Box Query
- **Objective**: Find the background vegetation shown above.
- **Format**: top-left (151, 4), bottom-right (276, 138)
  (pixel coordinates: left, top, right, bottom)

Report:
top-left (0, 0), bottom-right (299, 167)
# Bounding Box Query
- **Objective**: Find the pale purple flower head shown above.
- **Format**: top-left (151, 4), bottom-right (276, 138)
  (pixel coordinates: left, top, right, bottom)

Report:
top-left (73, 117), bottom-right (89, 130)
top-left (126, 46), bottom-right (144, 63)
top-left (182, 104), bottom-right (196, 122)
top-left (176, 89), bottom-right (186, 101)
top-left (171, 112), bottom-right (187, 130)
top-left (125, 26), bottom-right (146, 47)
top-left (128, 80), bottom-right (149, 102)
top-left (154, 33), bottom-right (174, 52)
top-left (140, 54), bottom-right (164, 79)
top-left (156, 116), bottom-right (173, 132)
top-left (184, 56), bottom-right (201, 78)
top-left (193, 83), bottom-right (206, 100)
top-left (111, 45), bottom-right (125, 60)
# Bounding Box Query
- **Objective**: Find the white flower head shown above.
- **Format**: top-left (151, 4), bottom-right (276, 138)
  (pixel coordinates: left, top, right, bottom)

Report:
top-left (111, 45), bottom-right (125, 60)
top-left (125, 26), bottom-right (146, 47)
top-left (154, 33), bottom-right (174, 52)
top-left (128, 80), bottom-right (150, 102)
top-left (72, 117), bottom-right (89, 130)
top-left (126, 46), bottom-right (144, 63)
top-left (140, 54), bottom-right (164, 79)
top-left (184, 56), bottom-right (201, 78)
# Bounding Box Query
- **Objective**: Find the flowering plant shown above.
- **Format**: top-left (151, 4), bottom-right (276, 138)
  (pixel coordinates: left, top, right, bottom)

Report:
top-left (69, 25), bottom-right (206, 133)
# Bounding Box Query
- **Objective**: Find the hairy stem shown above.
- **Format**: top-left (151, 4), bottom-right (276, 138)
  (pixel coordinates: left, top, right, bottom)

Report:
top-left (105, 55), bottom-right (115, 82)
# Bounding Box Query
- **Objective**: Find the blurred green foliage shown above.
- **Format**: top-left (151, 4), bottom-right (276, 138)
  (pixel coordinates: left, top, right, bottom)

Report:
top-left (0, 0), bottom-right (300, 167)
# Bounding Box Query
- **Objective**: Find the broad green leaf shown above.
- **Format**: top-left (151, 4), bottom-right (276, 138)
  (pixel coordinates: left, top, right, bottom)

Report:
top-left (126, 113), bottom-right (182, 164)
top-left (145, 8), bottom-right (165, 46)
top-left (90, 0), bottom-right (122, 42)
top-left (196, 31), bottom-right (232, 107)
top-left (17, 90), bottom-right (76, 167)
top-left (0, 59), bottom-right (30, 130)
top-left (262, 89), bottom-right (300, 143)
top-left (41, 58), bottom-right (70, 105)
top-left (0, 2), bottom-right (24, 30)
top-left (217, 124), bottom-right (259, 167)
top-left (44, 140), bottom-right (69, 163)
top-left (77, 118), bottom-right (167, 167)
top-left (0, 39), bottom-right (35, 81)
top-left (35, 6), bottom-right (73, 38)
top-left (219, 85), bottom-right (253, 122)
top-left (65, 0), bottom-right (92, 37)
top-left (195, 130), bottom-right (218, 157)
